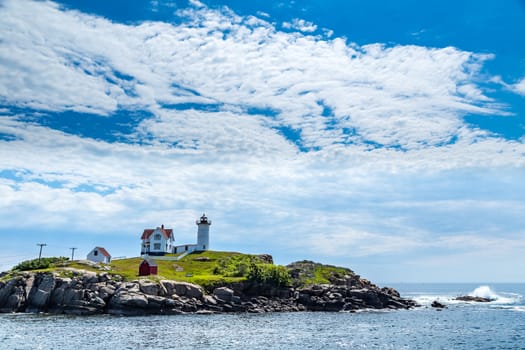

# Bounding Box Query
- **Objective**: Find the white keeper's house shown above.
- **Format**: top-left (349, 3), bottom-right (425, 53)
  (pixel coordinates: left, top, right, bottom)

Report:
top-left (140, 225), bottom-right (174, 256)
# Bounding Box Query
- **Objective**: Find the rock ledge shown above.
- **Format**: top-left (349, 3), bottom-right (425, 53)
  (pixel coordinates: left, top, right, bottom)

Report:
top-left (0, 271), bottom-right (416, 315)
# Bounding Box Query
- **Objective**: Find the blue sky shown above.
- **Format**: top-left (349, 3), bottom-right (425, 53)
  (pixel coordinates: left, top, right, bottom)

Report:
top-left (1, 0), bottom-right (524, 282)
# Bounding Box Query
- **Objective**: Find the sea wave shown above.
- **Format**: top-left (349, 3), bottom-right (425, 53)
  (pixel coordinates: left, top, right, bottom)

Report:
top-left (468, 285), bottom-right (521, 304)
top-left (492, 305), bottom-right (525, 313)
top-left (410, 285), bottom-right (522, 307)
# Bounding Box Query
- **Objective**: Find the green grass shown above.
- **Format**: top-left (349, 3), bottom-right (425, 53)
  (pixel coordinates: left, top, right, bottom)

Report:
top-left (66, 262), bottom-right (102, 273)
top-left (2, 251), bottom-right (270, 289)
top-left (106, 250), bottom-right (266, 289)
top-left (1, 266), bottom-right (67, 282)
top-left (288, 260), bottom-right (354, 287)
top-left (2, 253), bottom-right (359, 292)
top-left (311, 264), bottom-right (352, 284)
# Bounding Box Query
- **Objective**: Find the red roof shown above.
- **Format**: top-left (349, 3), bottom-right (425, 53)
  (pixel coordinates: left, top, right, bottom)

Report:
top-left (95, 247), bottom-right (111, 257)
top-left (141, 258), bottom-right (157, 267)
top-left (141, 227), bottom-right (173, 240)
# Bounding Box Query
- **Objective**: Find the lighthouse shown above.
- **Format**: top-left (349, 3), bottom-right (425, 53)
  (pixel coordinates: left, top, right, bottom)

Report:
top-left (196, 213), bottom-right (211, 251)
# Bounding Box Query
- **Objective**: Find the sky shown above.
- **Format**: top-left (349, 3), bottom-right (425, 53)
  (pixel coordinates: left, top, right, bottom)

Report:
top-left (1, 0), bottom-right (524, 283)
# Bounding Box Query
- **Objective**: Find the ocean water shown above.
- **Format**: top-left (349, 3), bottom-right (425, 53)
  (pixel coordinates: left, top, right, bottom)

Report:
top-left (1, 283), bottom-right (524, 350)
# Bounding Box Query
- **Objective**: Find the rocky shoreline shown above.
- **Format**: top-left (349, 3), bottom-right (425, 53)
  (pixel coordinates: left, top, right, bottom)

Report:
top-left (0, 270), bottom-right (416, 315)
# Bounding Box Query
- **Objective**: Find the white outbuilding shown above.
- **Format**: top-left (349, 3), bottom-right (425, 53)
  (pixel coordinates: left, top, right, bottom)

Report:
top-left (86, 247), bottom-right (112, 264)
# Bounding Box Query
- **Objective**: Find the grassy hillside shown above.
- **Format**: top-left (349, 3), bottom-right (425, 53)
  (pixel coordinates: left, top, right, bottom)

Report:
top-left (109, 250), bottom-right (260, 287)
top-left (3, 253), bottom-right (355, 290)
top-left (4, 251), bottom-right (275, 289)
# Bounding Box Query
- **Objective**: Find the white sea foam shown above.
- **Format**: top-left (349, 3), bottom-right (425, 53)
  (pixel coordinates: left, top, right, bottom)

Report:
top-left (410, 294), bottom-right (459, 306)
top-left (493, 305), bottom-right (525, 313)
top-left (469, 285), bottom-right (499, 300)
top-left (468, 285), bottom-right (518, 304)
top-left (410, 285), bottom-right (522, 307)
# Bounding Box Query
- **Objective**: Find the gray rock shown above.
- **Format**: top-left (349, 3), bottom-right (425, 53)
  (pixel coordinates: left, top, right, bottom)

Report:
top-left (162, 281), bottom-right (203, 299)
top-left (86, 282), bottom-right (103, 292)
top-left (431, 300), bottom-right (447, 308)
top-left (196, 309), bottom-right (215, 314)
top-left (82, 273), bottom-right (99, 285)
top-left (164, 298), bottom-right (182, 308)
top-left (173, 282), bottom-right (189, 297)
top-left (139, 280), bottom-right (159, 296)
top-left (160, 280), bottom-right (177, 295)
top-left (0, 279), bottom-right (17, 307)
top-left (4, 286), bottom-right (25, 312)
top-left (278, 289), bottom-right (291, 299)
top-left (257, 254), bottom-right (274, 264)
top-left (213, 287), bottom-right (234, 302)
top-left (144, 295), bottom-right (166, 311)
top-left (110, 288), bottom-right (148, 309)
top-left (123, 282), bottom-right (140, 293)
top-left (63, 288), bottom-right (83, 305)
top-left (98, 285), bottom-right (116, 301)
top-left (98, 274), bottom-right (110, 283)
top-left (203, 295), bottom-right (217, 305)
top-left (183, 283), bottom-right (204, 299)
top-left (87, 295), bottom-right (106, 308)
top-left (221, 303), bottom-right (233, 312)
top-left (24, 275), bottom-right (35, 301)
top-left (362, 290), bottom-right (383, 308)
top-left (381, 287), bottom-right (401, 298)
top-left (455, 295), bottom-right (493, 302)
top-left (28, 274), bottom-right (56, 309)
top-left (328, 292), bottom-right (343, 299)
top-left (62, 305), bottom-right (101, 315)
top-left (193, 257), bottom-right (211, 262)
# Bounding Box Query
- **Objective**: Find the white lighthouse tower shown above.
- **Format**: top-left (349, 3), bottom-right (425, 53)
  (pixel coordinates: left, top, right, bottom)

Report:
top-left (196, 213), bottom-right (211, 251)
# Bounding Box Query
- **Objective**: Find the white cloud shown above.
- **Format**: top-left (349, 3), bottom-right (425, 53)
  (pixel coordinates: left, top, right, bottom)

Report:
top-left (0, 0), bottom-right (510, 151)
top-left (282, 18), bottom-right (318, 32)
top-left (256, 11), bottom-right (270, 18)
top-left (491, 75), bottom-right (525, 97)
top-left (188, 0), bottom-right (205, 8)
top-left (510, 78), bottom-right (525, 96)
top-left (322, 28), bottom-right (334, 37)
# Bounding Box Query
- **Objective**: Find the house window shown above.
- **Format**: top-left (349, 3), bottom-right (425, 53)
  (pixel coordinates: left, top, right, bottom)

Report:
top-left (154, 243), bottom-right (161, 250)
top-left (94, 251), bottom-right (98, 256)
top-left (154, 234), bottom-right (161, 240)
top-left (185, 245), bottom-right (188, 251)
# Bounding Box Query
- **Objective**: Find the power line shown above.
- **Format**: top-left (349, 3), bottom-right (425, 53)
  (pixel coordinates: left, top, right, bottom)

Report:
top-left (36, 243), bottom-right (47, 262)
top-left (0, 254), bottom-right (35, 260)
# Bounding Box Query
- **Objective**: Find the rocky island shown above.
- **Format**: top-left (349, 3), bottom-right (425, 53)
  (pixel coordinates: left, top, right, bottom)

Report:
top-left (0, 252), bottom-right (416, 315)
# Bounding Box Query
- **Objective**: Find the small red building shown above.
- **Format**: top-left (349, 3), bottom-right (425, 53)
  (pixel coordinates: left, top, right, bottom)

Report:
top-left (139, 258), bottom-right (158, 276)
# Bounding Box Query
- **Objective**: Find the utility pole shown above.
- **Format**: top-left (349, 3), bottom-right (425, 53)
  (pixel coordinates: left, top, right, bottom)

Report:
top-left (69, 247), bottom-right (77, 261)
top-left (36, 243), bottom-right (47, 262)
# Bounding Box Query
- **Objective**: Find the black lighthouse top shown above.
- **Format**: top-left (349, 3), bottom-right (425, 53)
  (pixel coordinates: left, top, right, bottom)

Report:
top-left (197, 213), bottom-right (211, 225)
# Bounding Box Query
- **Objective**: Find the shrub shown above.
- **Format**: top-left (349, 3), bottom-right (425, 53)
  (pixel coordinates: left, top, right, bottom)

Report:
top-left (247, 263), bottom-right (291, 287)
top-left (12, 257), bottom-right (69, 271)
top-left (213, 255), bottom-right (260, 277)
